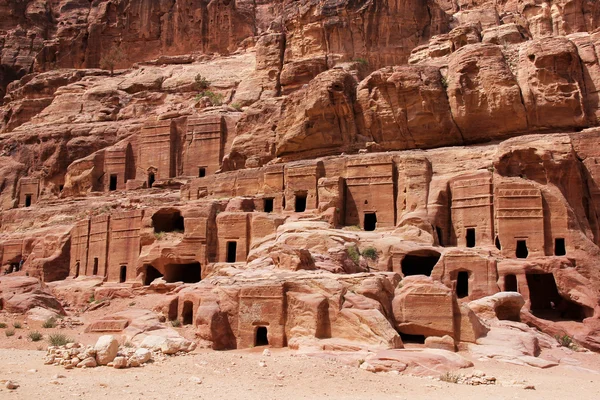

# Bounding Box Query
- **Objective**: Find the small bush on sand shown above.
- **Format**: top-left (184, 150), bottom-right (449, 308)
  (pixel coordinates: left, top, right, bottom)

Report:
top-left (362, 247), bottom-right (378, 260)
top-left (347, 246), bottom-right (360, 264)
top-left (48, 333), bottom-right (74, 347)
top-left (28, 331), bottom-right (43, 342)
top-left (42, 317), bottom-right (57, 329)
top-left (439, 372), bottom-right (461, 384)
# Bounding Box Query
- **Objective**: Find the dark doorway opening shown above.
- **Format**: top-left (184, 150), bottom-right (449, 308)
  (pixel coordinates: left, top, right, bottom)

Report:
top-left (144, 265), bottom-right (164, 285)
top-left (495, 236), bottom-right (501, 250)
top-left (109, 174), bottom-right (117, 191)
top-left (25, 194), bottom-right (32, 207)
top-left (364, 213), bottom-right (377, 231)
top-left (152, 209), bottom-right (185, 233)
top-left (401, 251), bottom-right (441, 277)
top-left (119, 266), bottom-right (127, 283)
top-left (198, 167), bottom-right (206, 178)
top-left (182, 301), bottom-right (194, 325)
top-left (164, 262), bottom-right (201, 283)
top-left (226, 242), bottom-right (237, 263)
top-left (526, 273), bottom-right (591, 322)
top-left (466, 228), bottom-right (476, 248)
top-left (399, 332), bottom-right (426, 344)
top-left (554, 238), bottom-right (566, 256)
top-left (74, 262), bottom-right (80, 278)
top-left (504, 274), bottom-right (518, 292)
top-left (456, 271), bottom-right (469, 298)
top-left (255, 326), bottom-right (269, 346)
top-left (264, 198), bottom-right (274, 213)
top-left (295, 193), bottom-right (307, 212)
top-left (148, 172), bottom-right (155, 188)
top-left (516, 240), bottom-right (528, 258)
top-left (436, 227), bottom-right (443, 246)
top-left (92, 257), bottom-right (99, 275)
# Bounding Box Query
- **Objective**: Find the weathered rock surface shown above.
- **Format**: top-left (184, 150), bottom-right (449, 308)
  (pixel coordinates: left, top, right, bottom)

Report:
top-left (2, 0), bottom-right (600, 373)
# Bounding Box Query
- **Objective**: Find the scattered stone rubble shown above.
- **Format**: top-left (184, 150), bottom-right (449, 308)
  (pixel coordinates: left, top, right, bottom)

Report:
top-left (44, 334), bottom-right (196, 369)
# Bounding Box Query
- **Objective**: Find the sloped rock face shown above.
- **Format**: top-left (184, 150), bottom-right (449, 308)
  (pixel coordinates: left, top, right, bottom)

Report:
top-left (356, 65), bottom-right (462, 150)
top-left (3, 0), bottom-right (600, 363)
top-left (447, 43), bottom-right (528, 141)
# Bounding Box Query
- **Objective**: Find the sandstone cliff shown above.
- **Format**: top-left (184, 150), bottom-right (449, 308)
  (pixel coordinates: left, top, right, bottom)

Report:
top-left (1, 0), bottom-right (600, 357)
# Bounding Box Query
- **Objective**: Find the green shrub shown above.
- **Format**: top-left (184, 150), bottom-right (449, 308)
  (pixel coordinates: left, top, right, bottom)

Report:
top-left (48, 334), bottom-right (74, 347)
top-left (5, 329), bottom-right (15, 337)
top-left (195, 90), bottom-right (224, 106)
top-left (99, 45), bottom-right (125, 76)
top-left (171, 319), bottom-right (182, 327)
top-left (13, 321), bottom-right (22, 329)
top-left (154, 231), bottom-right (165, 241)
top-left (362, 247), bottom-right (378, 261)
top-left (28, 331), bottom-right (43, 342)
top-left (441, 76), bottom-right (449, 89)
top-left (354, 57), bottom-right (369, 66)
top-left (556, 334), bottom-right (577, 349)
top-left (194, 74), bottom-right (210, 91)
top-left (439, 372), bottom-right (461, 384)
top-left (42, 317), bottom-right (57, 329)
top-left (0, 322), bottom-right (7, 328)
top-left (347, 246), bottom-right (360, 264)
top-left (230, 102), bottom-right (242, 111)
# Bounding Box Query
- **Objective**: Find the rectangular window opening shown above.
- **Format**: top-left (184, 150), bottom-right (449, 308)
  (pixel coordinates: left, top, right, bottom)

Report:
top-left (264, 198), bottom-right (274, 213)
top-left (109, 174), bottom-right (118, 191)
top-left (226, 241), bottom-right (237, 263)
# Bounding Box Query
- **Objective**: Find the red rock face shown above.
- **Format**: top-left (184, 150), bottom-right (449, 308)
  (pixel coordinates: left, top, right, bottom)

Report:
top-left (3, 0), bottom-right (600, 357)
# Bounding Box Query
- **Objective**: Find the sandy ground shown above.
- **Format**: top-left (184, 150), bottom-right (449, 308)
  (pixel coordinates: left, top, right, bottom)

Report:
top-left (1, 296), bottom-right (600, 400)
top-left (1, 344), bottom-right (599, 400)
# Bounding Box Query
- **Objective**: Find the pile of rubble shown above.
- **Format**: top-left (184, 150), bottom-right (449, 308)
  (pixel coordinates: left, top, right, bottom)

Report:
top-left (44, 334), bottom-right (196, 369)
top-left (440, 370), bottom-right (497, 385)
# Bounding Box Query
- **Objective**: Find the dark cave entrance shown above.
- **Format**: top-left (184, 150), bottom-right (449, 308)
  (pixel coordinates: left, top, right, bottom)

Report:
top-left (144, 264), bottom-right (164, 285)
top-left (295, 192), bottom-right (307, 212)
top-left (504, 274), bottom-right (518, 292)
top-left (25, 194), bottom-right (32, 207)
top-left (401, 251), bottom-right (441, 277)
top-left (182, 300), bottom-right (194, 325)
top-left (226, 241), bottom-right (237, 263)
top-left (516, 240), bottom-right (529, 259)
top-left (119, 265), bottom-right (127, 283)
top-left (399, 332), bottom-right (426, 344)
top-left (526, 273), bottom-right (590, 322)
top-left (466, 228), bottom-right (476, 248)
top-left (554, 238), bottom-right (566, 256)
top-left (364, 212), bottom-right (377, 231)
top-left (456, 271), bottom-right (469, 298)
top-left (148, 172), bottom-right (155, 188)
top-left (152, 209), bottom-right (184, 233)
top-left (255, 326), bottom-right (269, 346)
top-left (109, 174), bottom-right (117, 191)
top-left (163, 262), bottom-right (201, 283)
top-left (264, 198), bottom-right (274, 213)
